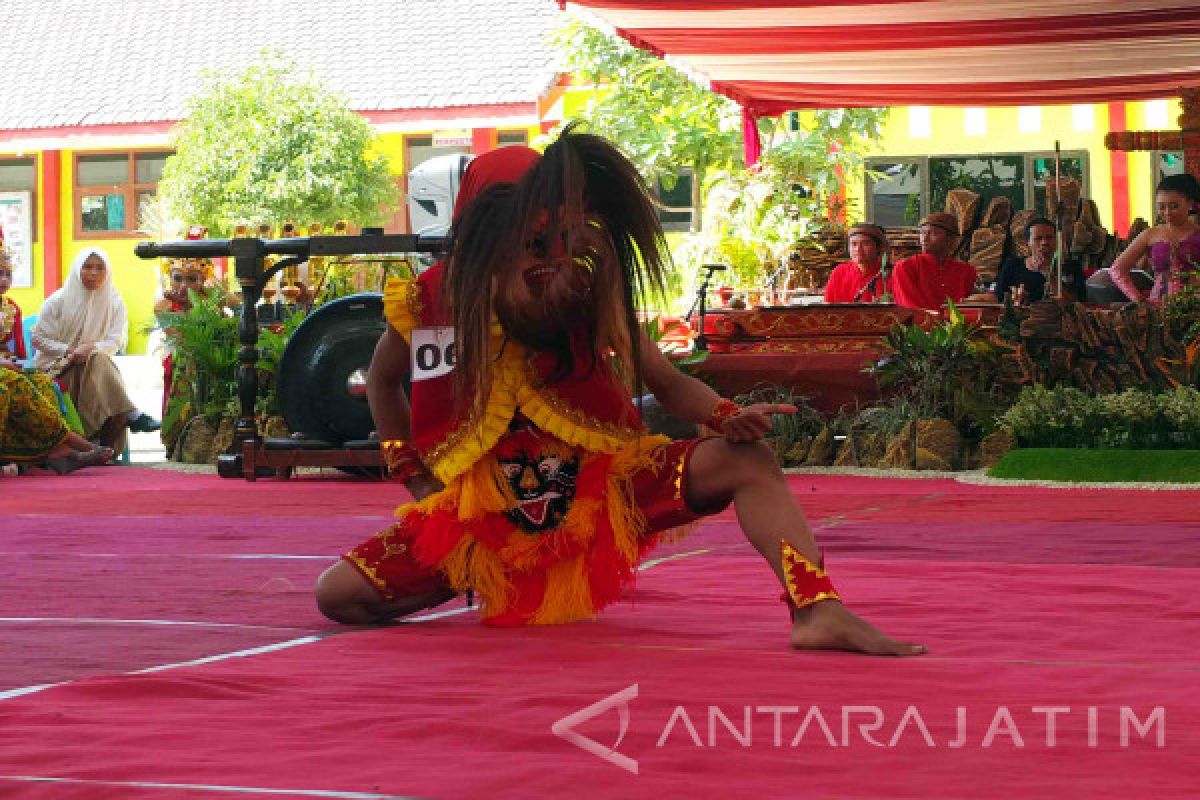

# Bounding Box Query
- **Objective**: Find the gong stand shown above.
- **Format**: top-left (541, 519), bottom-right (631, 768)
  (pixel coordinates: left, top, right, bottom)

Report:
top-left (136, 233), bottom-right (447, 479)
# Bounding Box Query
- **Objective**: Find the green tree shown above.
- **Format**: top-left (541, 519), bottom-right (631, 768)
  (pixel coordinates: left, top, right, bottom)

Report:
top-left (552, 17), bottom-right (741, 232)
top-left (160, 53), bottom-right (397, 235)
top-left (552, 18), bottom-right (887, 300)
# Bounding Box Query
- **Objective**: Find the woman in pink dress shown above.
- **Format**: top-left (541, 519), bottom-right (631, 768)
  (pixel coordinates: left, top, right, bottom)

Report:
top-left (1110, 174), bottom-right (1200, 303)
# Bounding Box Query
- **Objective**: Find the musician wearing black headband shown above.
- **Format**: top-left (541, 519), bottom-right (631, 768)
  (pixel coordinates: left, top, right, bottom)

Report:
top-left (823, 223), bottom-right (890, 303)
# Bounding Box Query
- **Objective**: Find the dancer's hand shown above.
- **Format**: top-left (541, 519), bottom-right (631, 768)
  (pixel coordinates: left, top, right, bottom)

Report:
top-left (404, 470), bottom-right (444, 502)
top-left (722, 403), bottom-right (795, 443)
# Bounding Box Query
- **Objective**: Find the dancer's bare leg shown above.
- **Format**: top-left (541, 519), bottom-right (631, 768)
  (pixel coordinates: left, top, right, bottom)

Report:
top-left (684, 438), bottom-right (926, 656)
top-left (315, 559), bottom-right (456, 625)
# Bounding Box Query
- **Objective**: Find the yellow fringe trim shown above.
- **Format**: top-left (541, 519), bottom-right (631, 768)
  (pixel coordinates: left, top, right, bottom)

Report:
top-left (497, 496), bottom-right (603, 573)
top-left (532, 555), bottom-right (595, 625)
top-left (382, 278), bottom-right (422, 340)
top-left (426, 339), bottom-right (524, 486)
top-left (455, 453), bottom-right (515, 520)
top-left (605, 435), bottom-right (668, 565)
top-left (516, 385), bottom-right (640, 454)
top-left (439, 536), bottom-right (515, 611)
top-left (394, 479), bottom-right (458, 521)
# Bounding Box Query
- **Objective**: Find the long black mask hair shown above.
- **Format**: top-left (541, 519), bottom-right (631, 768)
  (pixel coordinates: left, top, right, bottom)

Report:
top-left (443, 125), bottom-right (670, 418)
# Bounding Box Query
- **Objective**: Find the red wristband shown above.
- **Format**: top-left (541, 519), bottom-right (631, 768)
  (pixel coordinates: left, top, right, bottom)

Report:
top-left (381, 439), bottom-right (425, 482)
top-left (707, 398), bottom-right (742, 432)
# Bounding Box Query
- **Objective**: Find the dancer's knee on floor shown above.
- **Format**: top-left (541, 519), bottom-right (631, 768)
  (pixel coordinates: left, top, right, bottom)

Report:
top-left (315, 560), bottom-right (382, 624)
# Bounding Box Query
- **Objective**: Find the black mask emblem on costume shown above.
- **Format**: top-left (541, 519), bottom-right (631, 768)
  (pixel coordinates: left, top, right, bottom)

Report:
top-left (499, 452), bottom-right (580, 533)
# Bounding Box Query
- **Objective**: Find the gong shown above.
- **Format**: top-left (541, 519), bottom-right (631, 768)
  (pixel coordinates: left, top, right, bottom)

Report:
top-left (277, 293), bottom-right (385, 444)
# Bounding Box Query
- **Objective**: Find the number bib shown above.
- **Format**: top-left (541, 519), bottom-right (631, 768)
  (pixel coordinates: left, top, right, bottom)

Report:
top-left (409, 326), bottom-right (457, 382)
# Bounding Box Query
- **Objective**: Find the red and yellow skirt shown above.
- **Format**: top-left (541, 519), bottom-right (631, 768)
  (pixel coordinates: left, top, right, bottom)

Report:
top-left (343, 436), bottom-right (721, 626)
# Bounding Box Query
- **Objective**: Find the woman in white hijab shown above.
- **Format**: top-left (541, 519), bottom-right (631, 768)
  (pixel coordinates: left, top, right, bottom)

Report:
top-left (31, 247), bottom-right (159, 450)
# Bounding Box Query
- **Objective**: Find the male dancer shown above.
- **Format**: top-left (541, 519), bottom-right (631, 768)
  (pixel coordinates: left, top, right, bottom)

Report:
top-left (316, 130), bottom-right (924, 656)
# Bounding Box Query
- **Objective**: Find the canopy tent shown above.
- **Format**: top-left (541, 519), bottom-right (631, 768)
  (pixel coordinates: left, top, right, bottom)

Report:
top-left (560, 1), bottom-right (1200, 113)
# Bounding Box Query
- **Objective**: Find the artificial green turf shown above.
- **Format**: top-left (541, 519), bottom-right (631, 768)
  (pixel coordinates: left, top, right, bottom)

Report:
top-left (988, 448), bottom-right (1200, 483)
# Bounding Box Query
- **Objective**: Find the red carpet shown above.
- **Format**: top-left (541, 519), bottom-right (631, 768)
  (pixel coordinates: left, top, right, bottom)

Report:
top-left (0, 468), bottom-right (1196, 798)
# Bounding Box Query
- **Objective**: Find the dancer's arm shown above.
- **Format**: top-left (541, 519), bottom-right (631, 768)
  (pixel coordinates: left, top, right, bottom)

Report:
top-left (1109, 229), bottom-right (1154, 303)
top-left (637, 330), bottom-right (793, 442)
top-left (368, 326), bottom-right (441, 500)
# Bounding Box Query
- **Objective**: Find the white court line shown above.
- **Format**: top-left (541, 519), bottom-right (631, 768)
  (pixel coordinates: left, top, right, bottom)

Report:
top-left (0, 546), bottom-right (715, 702)
top-left (401, 605), bottom-right (476, 623)
top-left (638, 548), bottom-right (713, 570)
top-left (0, 776), bottom-right (422, 799)
top-left (0, 683), bottom-right (66, 701)
top-left (133, 636), bottom-right (326, 674)
top-left (0, 605), bottom-right (479, 701)
top-left (0, 617), bottom-right (312, 633)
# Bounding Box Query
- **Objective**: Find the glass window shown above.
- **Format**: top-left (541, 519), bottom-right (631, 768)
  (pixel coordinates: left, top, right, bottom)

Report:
top-left (1156, 151), bottom-right (1185, 181)
top-left (867, 161), bottom-right (922, 226)
top-left (78, 155), bottom-right (129, 186)
top-left (135, 153), bottom-right (169, 184)
top-left (81, 194), bottom-right (126, 232)
top-left (74, 151), bottom-right (171, 236)
top-left (1028, 153), bottom-right (1086, 212)
top-left (0, 157), bottom-right (36, 190)
top-left (656, 171), bottom-right (694, 232)
top-left (497, 130), bottom-right (529, 147)
top-left (864, 151), bottom-right (1091, 229)
top-left (929, 155), bottom-right (1024, 217)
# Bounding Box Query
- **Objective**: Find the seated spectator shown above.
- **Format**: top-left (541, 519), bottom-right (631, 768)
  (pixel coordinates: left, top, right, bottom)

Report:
top-left (994, 217), bottom-right (1086, 304)
top-left (891, 212), bottom-right (983, 310)
top-left (1, 364), bottom-right (113, 474)
top-left (1110, 174), bottom-right (1200, 303)
top-left (31, 248), bottom-right (159, 452)
top-left (824, 223), bottom-right (891, 303)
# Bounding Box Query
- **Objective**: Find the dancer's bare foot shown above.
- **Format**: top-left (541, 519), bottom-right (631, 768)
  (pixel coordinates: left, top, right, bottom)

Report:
top-left (790, 601), bottom-right (926, 657)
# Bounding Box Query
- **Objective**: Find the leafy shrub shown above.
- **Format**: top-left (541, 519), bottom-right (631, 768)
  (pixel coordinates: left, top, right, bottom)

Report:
top-left (1002, 385), bottom-right (1200, 449)
top-left (869, 302), bottom-right (1007, 439)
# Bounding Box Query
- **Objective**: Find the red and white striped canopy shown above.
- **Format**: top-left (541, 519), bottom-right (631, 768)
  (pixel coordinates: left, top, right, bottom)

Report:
top-left (562, 1), bottom-right (1200, 113)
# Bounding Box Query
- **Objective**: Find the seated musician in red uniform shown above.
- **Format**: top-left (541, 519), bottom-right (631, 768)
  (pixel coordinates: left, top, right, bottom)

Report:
top-left (314, 131), bottom-right (925, 657)
top-left (891, 212), bottom-right (980, 310)
top-left (823, 223), bottom-right (890, 303)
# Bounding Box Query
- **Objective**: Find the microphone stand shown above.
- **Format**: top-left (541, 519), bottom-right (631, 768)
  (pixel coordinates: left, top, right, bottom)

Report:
top-left (852, 252), bottom-right (891, 303)
top-left (1053, 140), bottom-right (1065, 300)
top-left (685, 264), bottom-right (726, 351)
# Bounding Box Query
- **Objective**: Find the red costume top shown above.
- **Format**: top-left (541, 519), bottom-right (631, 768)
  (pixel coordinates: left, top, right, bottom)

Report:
top-left (891, 253), bottom-right (977, 310)
top-left (823, 261), bottom-right (889, 303)
top-left (0, 296), bottom-right (26, 361)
